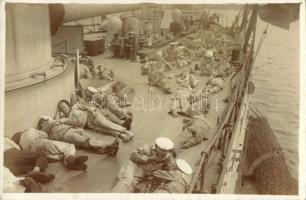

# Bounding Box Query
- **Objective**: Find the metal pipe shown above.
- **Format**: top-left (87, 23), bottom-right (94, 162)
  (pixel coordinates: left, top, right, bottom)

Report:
top-left (63, 4), bottom-right (142, 22)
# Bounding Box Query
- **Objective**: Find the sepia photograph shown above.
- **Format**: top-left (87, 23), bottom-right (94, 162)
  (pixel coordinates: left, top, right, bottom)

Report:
top-left (0, 0), bottom-right (304, 198)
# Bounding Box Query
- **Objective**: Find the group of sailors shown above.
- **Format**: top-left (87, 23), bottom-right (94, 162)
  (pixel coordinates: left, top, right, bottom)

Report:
top-left (4, 11), bottom-right (236, 193)
top-left (111, 22), bottom-right (234, 192)
top-left (110, 32), bottom-right (139, 61)
top-left (108, 11), bottom-right (217, 61)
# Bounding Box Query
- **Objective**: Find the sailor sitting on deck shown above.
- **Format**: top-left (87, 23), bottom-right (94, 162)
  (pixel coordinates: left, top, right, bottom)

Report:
top-left (38, 116), bottom-right (119, 156)
top-left (152, 159), bottom-right (193, 193)
top-left (70, 86), bottom-right (133, 130)
top-left (112, 137), bottom-right (176, 193)
top-left (55, 99), bottom-right (133, 142)
top-left (174, 118), bottom-right (211, 151)
top-left (77, 58), bottom-right (93, 79)
top-left (80, 53), bottom-right (95, 75)
top-left (124, 32), bottom-right (137, 60)
top-left (162, 42), bottom-right (178, 66)
top-left (198, 50), bottom-right (215, 76)
top-left (140, 60), bottom-right (151, 75)
top-left (4, 137), bottom-right (55, 193)
top-left (111, 33), bottom-right (123, 58)
top-left (11, 128), bottom-right (89, 171)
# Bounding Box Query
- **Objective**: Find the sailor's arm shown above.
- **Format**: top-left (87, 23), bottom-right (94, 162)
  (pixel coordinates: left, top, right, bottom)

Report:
top-left (130, 144), bottom-right (153, 164)
top-left (74, 103), bottom-right (96, 113)
top-left (152, 170), bottom-right (176, 182)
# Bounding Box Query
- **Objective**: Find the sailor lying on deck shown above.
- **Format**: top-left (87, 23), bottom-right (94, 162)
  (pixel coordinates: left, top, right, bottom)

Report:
top-left (38, 116), bottom-right (119, 156)
top-left (147, 62), bottom-right (176, 94)
top-left (11, 128), bottom-right (89, 171)
top-left (70, 86), bottom-right (132, 130)
top-left (56, 99), bottom-right (133, 142)
top-left (4, 137), bottom-right (55, 193)
top-left (174, 118), bottom-right (211, 151)
top-left (95, 82), bottom-right (134, 126)
top-left (96, 80), bottom-right (135, 109)
top-left (205, 75), bottom-right (225, 95)
top-left (168, 88), bottom-right (211, 118)
top-left (176, 67), bottom-right (199, 89)
top-left (150, 72), bottom-right (177, 94)
top-left (153, 159), bottom-right (193, 193)
top-left (112, 137), bottom-right (176, 193)
top-left (95, 64), bottom-right (114, 81)
top-left (94, 80), bottom-right (135, 107)
top-left (147, 62), bottom-right (198, 94)
top-left (113, 80), bottom-right (135, 107)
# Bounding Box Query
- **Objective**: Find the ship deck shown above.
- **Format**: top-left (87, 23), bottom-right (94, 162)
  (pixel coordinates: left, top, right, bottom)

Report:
top-left (44, 48), bottom-right (233, 193)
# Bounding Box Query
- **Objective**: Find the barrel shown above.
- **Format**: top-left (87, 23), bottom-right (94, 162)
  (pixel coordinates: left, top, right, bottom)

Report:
top-left (84, 37), bottom-right (105, 56)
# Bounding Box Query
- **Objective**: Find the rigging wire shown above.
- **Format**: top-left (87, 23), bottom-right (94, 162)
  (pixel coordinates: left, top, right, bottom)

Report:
top-left (253, 23), bottom-right (269, 63)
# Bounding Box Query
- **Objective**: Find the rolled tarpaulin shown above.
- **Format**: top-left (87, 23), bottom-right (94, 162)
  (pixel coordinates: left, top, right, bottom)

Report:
top-left (244, 116), bottom-right (298, 195)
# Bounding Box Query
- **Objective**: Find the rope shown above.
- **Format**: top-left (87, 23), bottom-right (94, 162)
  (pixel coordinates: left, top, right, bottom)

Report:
top-left (188, 151), bottom-right (209, 193)
top-left (253, 23), bottom-right (269, 63)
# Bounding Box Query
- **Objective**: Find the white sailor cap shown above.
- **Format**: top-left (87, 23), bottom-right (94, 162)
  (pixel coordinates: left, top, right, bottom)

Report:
top-left (205, 50), bottom-right (214, 58)
top-left (80, 57), bottom-right (88, 62)
top-left (176, 159), bottom-right (193, 175)
top-left (87, 86), bottom-right (97, 94)
top-left (155, 137), bottom-right (174, 151)
top-left (60, 54), bottom-right (69, 59)
top-left (149, 61), bottom-right (157, 65)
